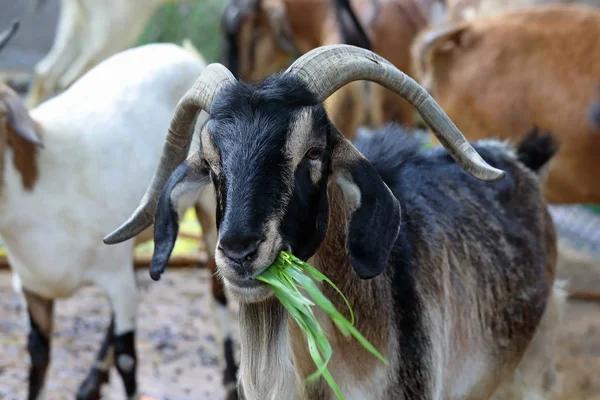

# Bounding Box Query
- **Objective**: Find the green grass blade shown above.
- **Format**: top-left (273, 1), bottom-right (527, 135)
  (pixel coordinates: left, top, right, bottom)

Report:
top-left (258, 251), bottom-right (390, 399)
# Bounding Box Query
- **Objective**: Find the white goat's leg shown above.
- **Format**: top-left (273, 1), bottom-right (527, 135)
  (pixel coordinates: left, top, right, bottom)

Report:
top-left (22, 288), bottom-right (54, 400)
top-left (57, 1), bottom-right (113, 91)
top-left (94, 252), bottom-right (140, 400)
top-left (490, 281), bottom-right (566, 400)
top-left (27, 0), bottom-right (85, 107)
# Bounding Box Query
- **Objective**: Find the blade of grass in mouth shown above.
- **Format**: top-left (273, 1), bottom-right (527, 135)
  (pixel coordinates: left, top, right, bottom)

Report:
top-left (256, 251), bottom-right (389, 400)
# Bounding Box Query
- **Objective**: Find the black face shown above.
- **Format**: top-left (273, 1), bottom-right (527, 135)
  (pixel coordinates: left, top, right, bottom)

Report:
top-left (201, 74), bottom-right (333, 301)
top-left (150, 74), bottom-right (402, 303)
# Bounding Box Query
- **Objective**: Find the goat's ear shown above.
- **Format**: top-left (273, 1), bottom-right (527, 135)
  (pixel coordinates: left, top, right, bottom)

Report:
top-left (330, 136), bottom-right (401, 279)
top-left (150, 150), bottom-right (211, 281)
top-left (412, 23), bottom-right (469, 68)
top-left (1, 88), bottom-right (44, 147)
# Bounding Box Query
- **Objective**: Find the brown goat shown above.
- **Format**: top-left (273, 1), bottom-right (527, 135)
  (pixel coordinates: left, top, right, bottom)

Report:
top-left (412, 5), bottom-right (600, 204)
top-left (221, 0), bottom-right (441, 138)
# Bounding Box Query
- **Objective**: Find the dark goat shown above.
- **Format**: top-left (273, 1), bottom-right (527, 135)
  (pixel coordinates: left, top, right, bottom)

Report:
top-left (105, 45), bottom-right (561, 399)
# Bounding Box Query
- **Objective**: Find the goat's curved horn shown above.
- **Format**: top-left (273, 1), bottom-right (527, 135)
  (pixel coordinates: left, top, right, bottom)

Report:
top-left (0, 20), bottom-right (19, 53)
top-left (103, 63), bottom-right (235, 245)
top-left (285, 44), bottom-right (505, 182)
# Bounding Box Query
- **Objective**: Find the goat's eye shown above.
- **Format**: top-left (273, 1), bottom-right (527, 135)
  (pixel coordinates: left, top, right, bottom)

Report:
top-left (305, 147), bottom-right (324, 161)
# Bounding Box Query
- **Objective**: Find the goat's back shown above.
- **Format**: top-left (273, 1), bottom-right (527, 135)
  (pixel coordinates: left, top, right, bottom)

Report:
top-left (22, 43), bottom-right (206, 234)
top-left (412, 5), bottom-right (600, 203)
top-left (354, 127), bottom-right (557, 398)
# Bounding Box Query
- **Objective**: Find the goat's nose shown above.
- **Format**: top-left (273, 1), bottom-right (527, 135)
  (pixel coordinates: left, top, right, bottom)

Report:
top-left (218, 232), bottom-right (263, 263)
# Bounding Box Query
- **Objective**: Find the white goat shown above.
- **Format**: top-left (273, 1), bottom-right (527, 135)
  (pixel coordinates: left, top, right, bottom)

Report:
top-left (0, 42), bottom-right (235, 400)
top-left (26, 0), bottom-right (183, 108)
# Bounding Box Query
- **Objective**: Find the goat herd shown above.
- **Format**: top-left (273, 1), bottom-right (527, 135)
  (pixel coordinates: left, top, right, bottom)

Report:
top-left (0, 0), bottom-right (599, 399)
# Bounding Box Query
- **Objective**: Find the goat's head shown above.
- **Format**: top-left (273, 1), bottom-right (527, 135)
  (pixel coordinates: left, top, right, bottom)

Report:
top-left (104, 45), bottom-right (505, 303)
top-left (0, 21), bottom-right (44, 190)
top-left (221, 0), bottom-right (299, 82)
top-left (411, 22), bottom-right (469, 95)
top-left (0, 85), bottom-right (44, 189)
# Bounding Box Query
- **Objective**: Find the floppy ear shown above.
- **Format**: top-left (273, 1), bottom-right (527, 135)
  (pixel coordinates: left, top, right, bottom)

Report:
top-left (150, 150), bottom-right (211, 281)
top-left (1, 87), bottom-right (44, 147)
top-left (330, 135), bottom-right (401, 279)
top-left (411, 23), bottom-right (469, 79)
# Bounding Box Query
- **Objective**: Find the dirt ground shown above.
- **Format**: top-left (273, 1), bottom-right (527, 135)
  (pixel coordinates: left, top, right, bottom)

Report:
top-left (0, 250), bottom-right (599, 400)
top-left (0, 267), bottom-right (240, 400)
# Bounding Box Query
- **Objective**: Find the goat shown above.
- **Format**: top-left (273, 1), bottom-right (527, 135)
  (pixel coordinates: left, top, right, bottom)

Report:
top-left (0, 38), bottom-right (238, 399)
top-left (26, 0), bottom-right (182, 108)
top-left (105, 44), bottom-right (562, 400)
top-left (220, 0), bottom-right (441, 138)
top-left (441, 0), bottom-right (600, 22)
top-left (411, 5), bottom-right (600, 204)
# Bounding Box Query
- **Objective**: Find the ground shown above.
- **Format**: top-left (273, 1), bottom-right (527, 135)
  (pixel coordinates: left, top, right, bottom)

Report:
top-left (0, 268), bottom-right (240, 400)
top-left (0, 251), bottom-right (599, 400)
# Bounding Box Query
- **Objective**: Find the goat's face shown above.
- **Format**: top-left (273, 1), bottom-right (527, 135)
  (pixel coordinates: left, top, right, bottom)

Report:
top-left (151, 75), bottom-right (401, 303)
top-left (221, 2), bottom-right (297, 82)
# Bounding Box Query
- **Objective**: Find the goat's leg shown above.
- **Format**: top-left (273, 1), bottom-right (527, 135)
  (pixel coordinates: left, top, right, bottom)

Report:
top-left (76, 317), bottom-right (114, 400)
top-left (27, 0), bottom-right (85, 107)
top-left (56, 1), bottom-right (113, 92)
top-left (22, 288), bottom-right (54, 400)
top-left (95, 257), bottom-right (139, 400)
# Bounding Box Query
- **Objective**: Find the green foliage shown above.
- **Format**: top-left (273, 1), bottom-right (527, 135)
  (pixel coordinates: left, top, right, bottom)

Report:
top-left (257, 251), bottom-right (388, 400)
top-left (136, 0), bottom-right (228, 63)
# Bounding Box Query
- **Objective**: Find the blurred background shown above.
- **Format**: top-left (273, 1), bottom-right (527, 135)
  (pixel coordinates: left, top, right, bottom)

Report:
top-left (0, 0), bottom-right (599, 399)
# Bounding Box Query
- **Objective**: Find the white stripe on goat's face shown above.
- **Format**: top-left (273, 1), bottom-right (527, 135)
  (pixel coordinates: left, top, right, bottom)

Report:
top-left (202, 78), bottom-right (332, 303)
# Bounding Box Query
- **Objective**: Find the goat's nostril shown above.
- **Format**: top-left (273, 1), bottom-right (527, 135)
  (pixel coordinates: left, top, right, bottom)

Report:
top-left (218, 234), bottom-right (264, 264)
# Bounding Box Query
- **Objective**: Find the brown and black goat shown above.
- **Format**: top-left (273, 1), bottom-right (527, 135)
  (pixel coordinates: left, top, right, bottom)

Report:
top-left (105, 44), bottom-right (563, 400)
top-left (220, 0), bottom-right (441, 138)
top-left (412, 5), bottom-right (600, 204)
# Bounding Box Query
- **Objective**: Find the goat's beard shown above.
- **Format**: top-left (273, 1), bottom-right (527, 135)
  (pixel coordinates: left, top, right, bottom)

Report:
top-left (238, 298), bottom-right (302, 400)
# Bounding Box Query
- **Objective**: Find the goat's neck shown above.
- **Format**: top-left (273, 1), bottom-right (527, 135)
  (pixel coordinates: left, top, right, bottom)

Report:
top-left (290, 183), bottom-right (396, 398)
top-left (238, 183), bottom-right (395, 400)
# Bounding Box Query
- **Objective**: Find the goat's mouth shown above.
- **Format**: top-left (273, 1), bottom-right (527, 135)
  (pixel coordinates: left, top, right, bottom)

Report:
top-left (223, 276), bottom-right (274, 303)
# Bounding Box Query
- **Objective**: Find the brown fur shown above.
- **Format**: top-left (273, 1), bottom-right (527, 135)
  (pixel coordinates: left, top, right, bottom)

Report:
top-left (412, 5), bottom-right (600, 204)
top-left (443, 0), bottom-right (600, 22)
top-left (289, 181), bottom-right (396, 398)
top-left (229, 0), bottom-right (439, 138)
top-left (0, 85), bottom-right (42, 191)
